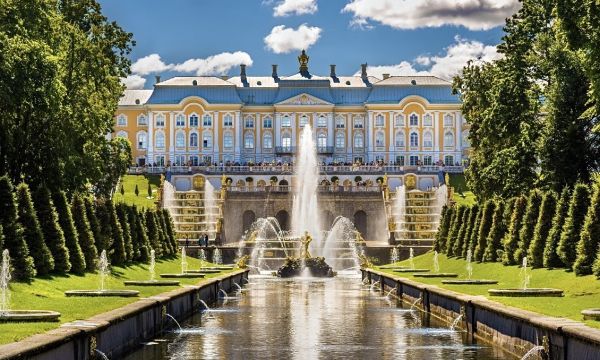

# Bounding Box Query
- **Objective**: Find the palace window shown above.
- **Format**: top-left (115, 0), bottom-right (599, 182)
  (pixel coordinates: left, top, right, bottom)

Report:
top-left (155, 131), bottom-right (165, 148)
top-left (174, 155), bottom-right (186, 166)
top-left (444, 131), bottom-right (455, 147)
top-left (423, 156), bottom-right (433, 166)
top-left (395, 131), bottom-right (405, 148)
top-left (189, 114), bottom-right (199, 127)
top-left (175, 132), bottom-right (185, 148)
top-left (444, 114), bottom-right (454, 127)
top-left (335, 132), bottom-right (345, 148)
top-left (137, 132), bottom-right (147, 149)
top-left (203, 114), bottom-right (212, 127)
top-left (203, 133), bottom-right (212, 148)
top-left (318, 115), bottom-right (327, 128)
top-left (116, 131), bottom-right (128, 139)
top-left (155, 114), bottom-right (165, 127)
top-left (282, 115), bottom-right (291, 128)
top-left (223, 131), bottom-right (233, 149)
top-left (245, 116), bottom-right (254, 128)
top-left (244, 133), bottom-right (254, 149)
top-left (190, 155), bottom-right (199, 166)
top-left (282, 134), bottom-right (292, 148)
top-left (444, 155), bottom-right (454, 166)
top-left (263, 133), bottom-right (273, 149)
top-left (409, 114), bottom-right (419, 126)
top-left (423, 114), bottom-right (433, 127)
top-left (354, 133), bottom-right (364, 149)
top-left (335, 116), bottom-right (345, 128)
top-left (176, 114), bottom-right (185, 127)
top-left (409, 156), bottom-right (419, 166)
top-left (299, 115), bottom-right (309, 128)
top-left (189, 133), bottom-right (198, 147)
top-left (155, 156), bottom-right (165, 167)
top-left (223, 114), bottom-right (233, 127)
top-left (395, 155), bottom-right (405, 166)
top-left (410, 132), bottom-right (419, 147)
top-left (395, 114), bottom-right (405, 127)
top-left (117, 115), bottom-right (127, 127)
top-left (354, 117), bottom-right (364, 129)
top-left (375, 131), bottom-right (385, 147)
top-left (375, 114), bottom-right (385, 127)
top-left (317, 133), bottom-right (327, 148)
top-left (137, 114), bottom-right (147, 126)
top-left (263, 117), bottom-right (273, 128)
top-left (423, 132), bottom-right (433, 148)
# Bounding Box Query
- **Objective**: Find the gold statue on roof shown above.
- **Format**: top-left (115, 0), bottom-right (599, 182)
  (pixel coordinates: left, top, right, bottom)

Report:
top-left (298, 50), bottom-right (309, 72)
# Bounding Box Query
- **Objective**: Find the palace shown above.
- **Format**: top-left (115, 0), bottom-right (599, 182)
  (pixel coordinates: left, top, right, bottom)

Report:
top-left (115, 51), bottom-right (469, 167)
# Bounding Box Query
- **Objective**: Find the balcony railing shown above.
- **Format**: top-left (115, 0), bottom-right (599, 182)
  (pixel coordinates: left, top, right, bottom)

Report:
top-left (227, 185), bottom-right (382, 193)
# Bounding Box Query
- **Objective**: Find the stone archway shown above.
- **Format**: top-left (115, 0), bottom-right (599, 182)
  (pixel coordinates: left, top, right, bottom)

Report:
top-left (275, 210), bottom-right (290, 231)
top-left (242, 210), bottom-right (256, 232)
top-left (353, 210), bottom-right (367, 239)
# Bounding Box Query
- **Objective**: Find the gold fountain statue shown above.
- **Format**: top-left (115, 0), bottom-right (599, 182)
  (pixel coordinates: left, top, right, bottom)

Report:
top-left (301, 231), bottom-right (313, 259)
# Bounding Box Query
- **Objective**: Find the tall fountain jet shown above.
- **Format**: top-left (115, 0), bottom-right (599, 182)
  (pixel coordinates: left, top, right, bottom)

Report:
top-left (292, 125), bottom-right (322, 255)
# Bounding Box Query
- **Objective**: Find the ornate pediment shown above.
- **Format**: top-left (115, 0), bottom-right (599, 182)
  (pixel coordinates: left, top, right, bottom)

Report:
top-left (277, 93), bottom-right (332, 106)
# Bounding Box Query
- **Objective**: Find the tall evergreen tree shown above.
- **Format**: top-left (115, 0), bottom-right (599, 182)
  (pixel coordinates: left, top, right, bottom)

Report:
top-left (16, 183), bottom-right (54, 275)
top-left (558, 183), bottom-right (590, 269)
top-left (105, 200), bottom-right (126, 265)
top-left (157, 210), bottom-right (174, 256)
top-left (446, 205), bottom-right (466, 256)
top-left (54, 191), bottom-right (85, 274)
top-left (484, 200), bottom-right (507, 262)
top-left (94, 201), bottom-right (112, 253)
top-left (162, 209), bottom-right (178, 253)
top-left (449, 207), bottom-right (470, 257)
top-left (574, 183), bottom-right (600, 275)
top-left (133, 208), bottom-right (150, 261)
top-left (544, 187), bottom-right (570, 268)
top-left (145, 209), bottom-right (161, 257)
top-left (115, 203), bottom-right (134, 262)
top-left (33, 186), bottom-right (71, 273)
top-left (461, 204), bottom-right (479, 258)
top-left (474, 199), bottom-right (496, 262)
top-left (71, 194), bottom-right (98, 271)
top-left (502, 196), bottom-right (527, 265)
top-left (466, 205), bottom-right (483, 258)
top-left (515, 190), bottom-right (543, 263)
top-left (434, 206), bottom-right (453, 253)
top-left (0, 177), bottom-right (36, 280)
top-left (528, 191), bottom-right (558, 268)
top-left (84, 197), bottom-right (102, 252)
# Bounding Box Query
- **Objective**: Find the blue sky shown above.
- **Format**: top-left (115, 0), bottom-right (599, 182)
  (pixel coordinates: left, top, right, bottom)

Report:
top-left (98, 0), bottom-right (518, 89)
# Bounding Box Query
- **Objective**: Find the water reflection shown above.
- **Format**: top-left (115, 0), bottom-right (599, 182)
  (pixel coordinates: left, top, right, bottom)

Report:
top-left (125, 275), bottom-right (510, 360)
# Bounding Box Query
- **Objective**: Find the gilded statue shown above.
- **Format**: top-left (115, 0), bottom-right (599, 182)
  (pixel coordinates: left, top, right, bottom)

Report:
top-left (301, 231), bottom-right (313, 259)
top-left (236, 255), bottom-right (250, 269)
top-left (355, 231), bottom-right (365, 244)
top-left (246, 230), bottom-right (258, 243)
top-left (298, 50), bottom-right (309, 72)
top-left (358, 253), bottom-right (372, 269)
top-left (388, 219), bottom-right (396, 232)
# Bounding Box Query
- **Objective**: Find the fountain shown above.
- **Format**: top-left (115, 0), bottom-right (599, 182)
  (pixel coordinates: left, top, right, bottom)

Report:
top-left (0, 250), bottom-right (61, 322)
top-left (160, 247), bottom-right (206, 279)
top-left (488, 257), bottom-right (563, 297)
top-left (322, 217), bottom-right (361, 271)
top-left (65, 250), bottom-right (139, 297)
top-left (390, 247), bottom-right (399, 263)
top-left (442, 249), bottom-right (498, 285)
top-left (393, 248), bottom-right (429, 273)
top-left (414, 251), bottom-right (458, 278)
top-left (124, 250), bottom-right (180, 286)
top-left (212, 248), bottom-right (222, 265)
top-left (165, 313), bottom-right (183, 332)
top-left (205, 180), bottom-right (218, 242)
top-left (449, 313), bottom-right (464, 331)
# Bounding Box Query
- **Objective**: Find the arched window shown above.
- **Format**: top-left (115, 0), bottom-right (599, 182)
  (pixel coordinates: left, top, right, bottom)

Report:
top-left (176, 114), bottom-right (185, 127)
top-left (318, 115), bottom-right (327, 128)
top-left (354, 116), bottom-right (364, 129)
top-left (395, 114), bottom-right (405, 127)
top-left (299, 115), bottom-right (308, 127)
top-left (263, 133), bottom-right (273, 149)
top-left (155, 131), bottom-right (165, 148)
top-left (137, 131), bottom-right (147, 149)
top-left (317, 133), bottom-right (327, 148)
top-left (244, 116), bottom-right (254, 128)
top-left (395, 131), bottom-right (405, 148)
top-left (244, 132), bottom-right (254, 149)
top-left (335, 132), bottom-right (345, 148)
top-left (375, 114), bottom-right (384, 127)
top-left (410, 132), bottom-right (419, 147)
top-left (444, 114), bottom-right (454, 126)
top-left (263, 116), bottom-right (272, 128)
top-left (282, 115), bottom-right (291, 127)
top-left (354, 133), bottom-right (364, 149)
top-left (423, 131), bottom-right (433, 148)
top-left (137, 114), bottom-right (147, 126)
top-left (203, 132), bottom-right (212, 148)
top-left (203, 114), bottom-right (212, 127)
top-left (444, 131), bottom-right (454, 147)
top-left (336, 116), bottom-right (345, 128)
top-left (189, 114), bottom-right (199, 127)
top-left (189, 133), bottom-right (198, 147)
top-left (175, 132), bottom-right (185, 148)
top-left (117, 115), bottom-right (127, 127)
top-left (423, 114), bottom-right (432, 126)
top-left (116, 130), bottom-right (128, 139)
top-left (223, 131), bottom-right (233, 149)
top-left (409, 114), bottom-right (419, 126)
top-left (375, 131), bottom-right (385, 147)
top-left (223, 114), bottom-right (233, 127)
top-left (282, 133), bottom-right (291, 148)
top-left (155, 114), bottom-right (165, 127)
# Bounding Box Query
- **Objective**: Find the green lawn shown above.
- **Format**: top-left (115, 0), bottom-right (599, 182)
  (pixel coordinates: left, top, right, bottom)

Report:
top-left (0, 256), bottom-right (234, 344)
top-left (113, 175), bottom-right (161, 209)
top-left (376, 252), bottom-right (600, 329)
top-left (448, 173), bottom-right (476, 206)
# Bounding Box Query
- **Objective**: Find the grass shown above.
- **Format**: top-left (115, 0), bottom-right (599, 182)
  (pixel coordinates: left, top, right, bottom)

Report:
top-left (113, 175), bottom-right (161, 209)
top-left (376, 252), bottom-right (600, 329)
top-left (0, 255), bottom-right (234, 345)
top-left (448, 173), bottom-right (476, 206)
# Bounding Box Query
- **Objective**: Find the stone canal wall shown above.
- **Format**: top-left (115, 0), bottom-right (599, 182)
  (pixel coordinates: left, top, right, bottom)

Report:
top-left (364, 269), bottom-right (600, 360)
top-left (0, 270), bottom-right (249, 360)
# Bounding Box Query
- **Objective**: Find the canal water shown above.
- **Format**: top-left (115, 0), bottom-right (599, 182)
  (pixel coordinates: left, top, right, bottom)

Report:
top-left (125, 274), bottom-right (511, 359)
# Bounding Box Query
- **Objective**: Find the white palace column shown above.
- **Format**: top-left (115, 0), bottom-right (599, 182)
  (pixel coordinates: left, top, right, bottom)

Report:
top-left (347, 115), bottom-right (352, 161)
top-left (388, 111), bottom-right (395, 162)
top-left (367, 111), bottom-right (374, 162)
top-left (214, 111), bottom-right (220, 162)
top-left (169, 111), bottom-right (175, 164)
top-left (327, 113), bottom-right (333, 147)
top-left (234, 111), bottom-right (241, 162)
top-left (291, 113), bottom-right (297, 145)
top-left (434, 111), bottom-right (440, 163)
top-left (275, 113), bottom-right (281, 147)
top-left (255, 114), bottom-right (261, 161)
top-left (456, 111), bottom-right (462, 164)
top-left (147, 112), bottom-right (154, 164)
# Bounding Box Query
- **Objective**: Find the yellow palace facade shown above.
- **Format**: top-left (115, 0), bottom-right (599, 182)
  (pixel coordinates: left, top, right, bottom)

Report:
top-left (114, 53), bottom-right (469, 167)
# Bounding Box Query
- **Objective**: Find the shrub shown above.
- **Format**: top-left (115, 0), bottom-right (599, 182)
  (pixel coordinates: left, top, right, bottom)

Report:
top-left (145, 209), bottom-right (161, 257)
top-left (474, 199), bottom-right (496, 262)
top-left (147, 183), bottom-right (152, 198)
top-left (528, 191), bottom-right (557, 268)
top-left (134, 184), bottom-right (139, 197)
top-left (558, 183), bottom-right (590, 269)
top-left (106, 200), bottom-right (126, 265)
top-left (0, 177), bottom-right (36, 280)
top-left (514, 190), bottom-right (543, 263)
top-left (115, 204), bottom-right (134, 262)
top-left (461, 204), bottom-right (479, 258)
top-left (162, 209), bottom-right (178, 253)
top-left (465, 205), bottom-right (483, 258)
top-left (33, 185), bottom-right (71, 274)
top-left (54, 191), bottom-right (86, 274)
top-left (544, 187), bottom-right (570, 268)
top-left (446, 205), bottom-right (465, 255)
top-left (84, 197), bottom-right (102, 251)
top-left (134, 208), bottom-right (150, 261)
top-left (574, 183), bottom-right (600, 275)
top-left (16, 183), bottom-right (54, 275)
top-left (483, 200), bottom-right (507, 262)
top-left (502, 196), bottom-right (527, 265)
top-left (434, 205), bottom-right (451, 252)
top-left (449, 207), bottom-right (470, 257)
top-left (71, 194), bottom-right (98, 271)
top-left (120, 184), bottom-right (125, 196)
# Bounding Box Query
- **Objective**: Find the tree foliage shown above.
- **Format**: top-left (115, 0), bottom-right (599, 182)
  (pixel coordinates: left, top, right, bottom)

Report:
top-left (502, 196), bottom-right (527, 265)
top-left (574, 183), bottom-right (600, 275)
top-left (434, 206), bottom-right (453, 253)
top-left (544, 187), bottom-right (570, 268)
top-left (515, 190), bottom-right (543, 263)
top-left (528, 191), bottom-right (557, 268)
top-left (71, 194), bottom-right (98, 271)
top-left (483, 200), bottom-right (507, 262)
top-left (474, 200), bottom-right (496, 262)
top-left (558, 183), bottom-right (590, 269)
top-left (54, 190), bottom-right (86, 274)
top-left (445, 206), bottom-right (466, 256)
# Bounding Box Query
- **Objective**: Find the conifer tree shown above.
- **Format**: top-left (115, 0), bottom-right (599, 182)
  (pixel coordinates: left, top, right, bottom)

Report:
top-left (528, 191), bottom-right (557, 268)
top-left (461, 204), bottom-right (479, 258)
top-left (0, 225), bottom-right (3, 253)
top-left (465, 205), bottom-right (482, 258)
top-left (162, 209), bottom-right (178, 253)
top-left (84, 197), bottom-right (102, 251)
top-left (544, 187), bottom-right (570, 268)
top-left (157, 211), bottom-right (173, 255)
top-left (135, 208), bottom-right (150, 261)
top-left (120, 184), bottom-right (125, 196)
top-left (446, 205), bottom-right (466, 256)
top-left (145, 209), bottom-right (161, 257)
top-left (474, 199), bottom-right (496, 262)
top-left (484, 200), bottom-right (507, 262)
top-left (502, 196), bottom-right (527, 265)
top-left (33, 186), bottom-right (71, 273)
top-left (54, 191), bottom-right (86, 274)
top-left (574, 183), bottom-right (600, 275)
top-left (134, 184), bottom-right (139, 197)
top-left (434, 206), bottom-right (453, 252)
top-left (515, 190), bottom-right (543, 263)
top-left (558, 183), bottom-right (590, 269)
top-left (71, 194), bottom-right (98, 271)
top-left (449, 207), bottom-right (470, 257)
top-left (115, 203), bottom-right (134, 262)
top-left (147, 184), bottom-right (152, 198)
top-left (16, 183), bottom-right (54, 275)
top-left (0, 177), bottom-right (36, 280)
top-left (105, 200), bottom-right (126, 265)
top-left (503, 197), bottom-right (517, 225)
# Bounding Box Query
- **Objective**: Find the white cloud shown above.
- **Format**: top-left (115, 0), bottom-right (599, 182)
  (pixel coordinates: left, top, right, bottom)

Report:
top-left (355, 37), bottom-right (501, 80)
top-left (130, 54), bottom-right (172, 76)
top-left (121, 75), bottom-right (146, 89)
top-left (264, 24), bottom-right (322, 54)
top-left (273, 0), bottom-right (317, 17)
top-left (172, 52), bottom-right (253, 76)
top-left (342, 0), bottom-right (521, 31)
